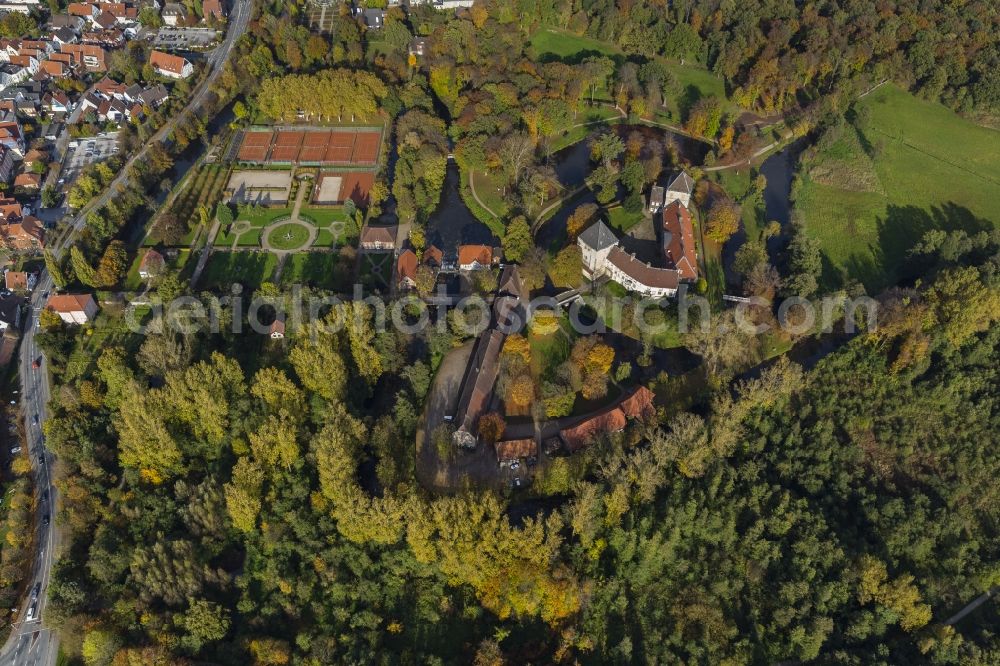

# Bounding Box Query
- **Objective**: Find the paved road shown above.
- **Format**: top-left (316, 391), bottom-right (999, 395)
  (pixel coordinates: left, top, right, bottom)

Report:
top-left (0, 3), bottom-right (250, 664)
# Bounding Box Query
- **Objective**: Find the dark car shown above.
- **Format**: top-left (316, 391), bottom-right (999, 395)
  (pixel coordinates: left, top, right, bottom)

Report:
top-left (30, 582), bottom-right (39, 601)
top-left (42, 514), bottom-right (49, 526)
top-left (31, 414), bottom-right (38, 426)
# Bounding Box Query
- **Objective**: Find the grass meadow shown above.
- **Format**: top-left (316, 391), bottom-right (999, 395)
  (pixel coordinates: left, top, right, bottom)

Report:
top-left (794, 85), bottom-right (1000, 290)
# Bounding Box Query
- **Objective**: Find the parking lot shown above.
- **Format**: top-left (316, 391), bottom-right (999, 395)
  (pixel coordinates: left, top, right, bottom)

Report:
top-left (59, 134), bottom-right (119, 192)
top-left (151, 27), bottom-right (219, 50)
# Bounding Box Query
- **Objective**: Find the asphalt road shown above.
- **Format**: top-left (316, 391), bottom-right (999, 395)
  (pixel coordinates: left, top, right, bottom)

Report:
top-left (0, 3), bottom-right (250, 663)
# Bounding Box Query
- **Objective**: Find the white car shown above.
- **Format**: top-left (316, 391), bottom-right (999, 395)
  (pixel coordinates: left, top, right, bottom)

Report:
top-left (26, 603), bottom-right (36, 622)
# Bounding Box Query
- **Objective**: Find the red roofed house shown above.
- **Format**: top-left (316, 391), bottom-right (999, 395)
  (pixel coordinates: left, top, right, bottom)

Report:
top-left (0, 215), bottom-right (44, 252)
top-left (203, 0), bottom-right (225, 20)
top-left (396, 248), bottom-right (417, 290)
top-left (39, 60), bottom-right (68, 77)
top-left (661, 200), bottom-right (698, 281)
top-left (4, 270), bottom-right (35, 292)
top-left (149, 50), bottom-right (193, 79)
top-left (457, 244), bottom-right (493, 271)
top-left (0, 119), bottom-right (24, 155)
top-left (269, 318), bottom-right (285, 339)
top-left (559, 405), bottom-right (627, 453)
top-left (619, 385), bottom-right (656, 421)
top-left (59, 43), bottom-right (107, 71)
top-left (46, 293), bottom-right (98, 324)
top-left (67, 2), bottom-right (99, 18)
top-left (422, 245), bottom-right (443, 268)
top-left (14, 173), bottom-right (40, 190)
top-left (359, 224), bottom-right (396, 251)
top-left (495, 438), bottom-right (537, 465)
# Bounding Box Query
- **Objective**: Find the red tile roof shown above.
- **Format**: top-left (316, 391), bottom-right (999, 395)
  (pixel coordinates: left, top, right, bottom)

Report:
top-left (661, 200), bottom-right (698, 280)
top-left (47, 293), bottom-right (95, 314)
top-left (397, 249), bottom-right (417, 284)
top-left (559, 406), bottom-right (627, 452)
top-left (149, 50), bottom-right (189, 76)
top-left (458, 244), bottom-right (492, 267)
top-left (422, 245), bottom-right (443, 266)
top-left (495, 438), bottom-right (537, 463)
top-left (619, 385), bottom-right (655, 420)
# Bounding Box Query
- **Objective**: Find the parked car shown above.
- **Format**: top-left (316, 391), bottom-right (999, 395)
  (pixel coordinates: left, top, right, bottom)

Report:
top-left (26, 602), bottom-right (36, 622)
top-left (30, 582), bottom-right (39, 601)
top-left (510, 461), bottom-right (520, 470)
top-left (42, 514), bottom-right (49, 526)
top-left (9, 446), bottom-right (21, 454)
top-left (32, 414), bottom-right (38, 426)
top-left (31, 358), bottom-right (40, 369)
top-left (512, 477), bottom-right (523, 489)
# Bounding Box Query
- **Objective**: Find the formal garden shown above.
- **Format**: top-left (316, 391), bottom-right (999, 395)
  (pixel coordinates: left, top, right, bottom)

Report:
top-left (213, 202), bottom-right (359, 251)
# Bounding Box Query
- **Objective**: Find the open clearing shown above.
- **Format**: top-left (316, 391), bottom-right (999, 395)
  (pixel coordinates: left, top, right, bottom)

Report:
top-left (528, 28), bottom-right (731, 121)
top-left (794, 85), bottom-right (1000, 290)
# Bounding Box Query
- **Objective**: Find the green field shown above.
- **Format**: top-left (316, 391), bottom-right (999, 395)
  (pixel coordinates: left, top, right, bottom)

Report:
top-left (201, 251), bottom-right (278, 290)
top-left (279, 252), bottom-right (353, 291)
top-left (528, 28), bottom-right (620, 60)
top-left (794, 85), bottom-right (1000, 290)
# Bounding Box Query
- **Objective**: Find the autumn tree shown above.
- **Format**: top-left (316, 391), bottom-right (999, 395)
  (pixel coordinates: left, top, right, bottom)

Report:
top-left (706, 200), bottom-right (741, 243)
top-left (478, 412), bottom-right (506, 445)
top-left (566, 203), bottom-right (598, 239)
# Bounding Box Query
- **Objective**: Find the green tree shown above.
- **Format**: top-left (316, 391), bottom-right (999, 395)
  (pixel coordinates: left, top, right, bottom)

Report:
top-left (502, 216), bottom-right (532, 263)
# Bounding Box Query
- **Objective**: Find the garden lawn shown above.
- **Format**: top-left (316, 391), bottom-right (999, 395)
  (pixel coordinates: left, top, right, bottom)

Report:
top-left (794, 84), bottom-right (1000, 291)
top-left (201, 251), bottom-right (278, 290)
top-left (528, 28), bottom-right (620, 60)
top-left (606, 205), bottom-right (644, 233)
top-left (279, 252), bottom-right (352, 291)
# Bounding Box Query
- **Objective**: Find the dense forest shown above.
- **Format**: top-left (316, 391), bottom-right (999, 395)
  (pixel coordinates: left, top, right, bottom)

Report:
top-left (37, 225), bottom-right (1000, 664)
top-left (27, 0), bottom-right (1000, 663)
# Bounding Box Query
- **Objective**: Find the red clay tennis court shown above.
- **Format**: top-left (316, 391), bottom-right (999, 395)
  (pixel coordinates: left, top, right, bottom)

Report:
top-left (235, 127), bottom-right (382, 166)
top-left (236, 131), bottom-right (271, 162)
top-left (352, 132), bottom-right (379, 164)
top-left (313, 171), bottom-right (374, 205)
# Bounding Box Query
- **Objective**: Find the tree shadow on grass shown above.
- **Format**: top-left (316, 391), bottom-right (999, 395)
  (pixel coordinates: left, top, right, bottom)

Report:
top-left (843, 202), bottom-right (993, 292)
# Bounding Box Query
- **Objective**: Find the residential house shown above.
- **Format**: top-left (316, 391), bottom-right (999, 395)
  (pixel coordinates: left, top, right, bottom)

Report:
top-left (269, 318), bottom-right (285, 339)
top-left (149, 50), bottom-right (193, 79)
top-left (14, 173), bottom-right (40, 190)
top-left (50, 27), bottom-right (79, 46)
top-left (59, 43), bottom-right (108, 71)
top-left (48, 15), bottom-right (87, 33)
top-left (42, 90), bottom-right (71, 113)
top-left (359, 224), bottom-right (397, 251)
top-left (457, 244), bottom-right (493, 271)
top-left (202, 0), bottom-right (224, 20)
top-left (0, 117), bottom-right (24, 155)
top-left (39, 60), bottom-right (68, 78)
top-left (0, 216), bottom-right (44, 252)
top-left (0, 294), bottom-right (20, 332)
top-left (82, 30), bottom-right (125, 48)
top-left (0, 145), bottom-right (15, 183)
top-left (0, 2), bottom-right (32, 13)
top-left (559, 405), bottom-right (627, 452)
top-left (94, 11), bottom-right (119, 31)
top-left (408, 37), bottom-right (427, 57)
top-left (46, 293), bottom-right (98, 324)
top-left (161, 3), bottom-right (186, 25)
top-left (422, 244), bottom-right (443, 268)
top-left (362, 8), bottom-right (383, 29)
top-left (138, 83), bottom-right (168, 107)
top-left (21, 147), bottom-right (45, 169)
top-left (137, 248), bottom-right (164, 279)
top-left (396, 248), bottom-right (417, 290)
top-left (68, 2), bottom-right (99, 19)
top-left (4, 270), bottom-right (35, 291)
top-left (495, 438), bottom-right (537, 466)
